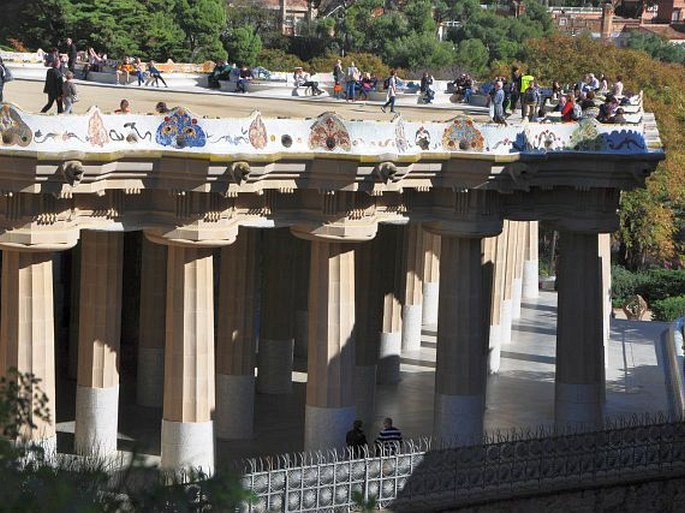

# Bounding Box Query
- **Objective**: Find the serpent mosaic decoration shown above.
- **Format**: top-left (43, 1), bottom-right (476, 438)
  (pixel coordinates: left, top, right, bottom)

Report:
top-left (441, 117), bottom-right (484, 151)
top-left (155, 108), bottom-right (207, 148)
top-left (0, 104), bottom-right (32, 147)
top-left (308, 112), bottom-right (351, 151)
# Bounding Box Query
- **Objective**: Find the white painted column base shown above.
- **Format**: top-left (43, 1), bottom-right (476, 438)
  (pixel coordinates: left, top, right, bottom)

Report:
top-left (294, 310), bottom-right (309, 359)
top-left (354, 365), bottom-right (376, 427)
top-left (23, 435), bottom-right (57, 461)
top-left (554, 382), bottom-right (604, 431)
top-left (512, 277), bottom-right (523, 320)
top-left (377, 331), bottom-right (401, 384)
top-left (257, 338), bottom-right (294, 394)
top-left (422, 282), bottom-right (439, 327)
top-left (161, 419), bottom-right (215, 476)
top-left (488, 324), bottom-right (502, 374)
top-left (75, 385), bottom-right (119, 457)
top-left (500, 299), bottom-right (513, 345)
top-left (434, 393), bottom-right (484, 445)
top-left (401, 304), bottom-right (423, 352)
top-left (215, 374), bottom-right (255, 440)
top-left (137, 346), bottom-right (164, 408)
top-left (304, 405), bottom-right (356, 452)
top-left (522, 260), bottom-right (539, 299)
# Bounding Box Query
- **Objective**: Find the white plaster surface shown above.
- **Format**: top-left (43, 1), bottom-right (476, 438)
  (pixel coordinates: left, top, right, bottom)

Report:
top-left (161, 419), bottom-right (215, 476)
top-left (422, 281), bottom-right (439, 327)
top-left (377, 331), bottom-right (402, 384)
top-left (304, 405), bottom-right (356, 452)
top-left (294, 309), bottom-right (308, 359)
top-left (488, 323), bottom-right (502, 374)
top-left (434, 393), bottom-right (485, 444)
top-left (215, 374), bottom-right (255, 439)
top-left (512, 277), bottom-right (523, 320)
top-left (137, 347), bottom-right (164, 408)
top-left (75, 385), bottom-right (119, 457)
top-left (555, 382), bottom-right (604, 429)
top-left (522, 260), bottom-right (539, 299)
top-left (401, 304), bottom-right (423, 352)
top-left (257, 338), bottom-right (294, 394)
top-left (354, 365), bottom-right (377, 427)
top-left (500, 299), bottom-right (513, 345)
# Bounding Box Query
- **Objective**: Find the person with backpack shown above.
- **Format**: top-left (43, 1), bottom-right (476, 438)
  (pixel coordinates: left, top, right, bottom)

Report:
top-left (0, 57), bottom-right (12, 103)
top-left (522, 81), bottom-right (540, 121)
top-left (381, 70), bottom-right (398, 113)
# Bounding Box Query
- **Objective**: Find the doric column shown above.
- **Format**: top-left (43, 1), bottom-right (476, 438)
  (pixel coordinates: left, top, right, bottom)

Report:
top-left (511, 221), bottom-right (525, 320)
top-left (522, 221), bottom-right (539, 299)
top-left (378, 225), bottom-right (403, 384)
top-left (0, 251), bottom-right (56, 451)
top-left (401, 223), bottom-right (424, 352)
top-left (421, 230), bottom-right (440, 327)
top-left (161, 245), bottom-right (215, 473)
top-left (434, 236), bottom-right (490, 442)
top-left (555, 231), bottom-right (605, 430)
top-left (67, 244), bottom-right (80, 380)
top-left (294, 237), bottom-right (310, 359)
top-left (304, 240), bottom-right (356, 451)
top-left (75, 231), bottom-right (123, 457)
top-left (137, 237), bottom-right (167, 408)
top-left (216, 229), bottom-right (258, 440)
top-left (500, 221), bottom-right (514, 345)
top-left (486, 233), bottom-right (505, 373)
top-left (354, 238), bottom-right (382, 427)
top-left (257, 228), bottom-right (295, 394)
top-left (599, 233), bottom-right (612, 348)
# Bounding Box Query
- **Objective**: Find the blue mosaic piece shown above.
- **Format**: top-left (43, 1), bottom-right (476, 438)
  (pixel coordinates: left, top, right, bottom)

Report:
top-left (155, 108), bottom-right (206, 148)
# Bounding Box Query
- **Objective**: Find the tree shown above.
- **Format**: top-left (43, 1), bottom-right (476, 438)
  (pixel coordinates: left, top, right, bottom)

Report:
top-left (176, 0), bottom-right (227, 61)
top-left (10, 0), bottom-right (70, 50)
top-left (224, 26), bottom-right (263, 66)
top-left (386, 32), bottom-right (456, 72)
top-left (454, 39), bottom-right (490, 77)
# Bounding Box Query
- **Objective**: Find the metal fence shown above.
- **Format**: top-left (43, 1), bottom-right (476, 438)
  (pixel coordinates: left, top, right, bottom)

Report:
top-left (237, 413), bottom-right (685, 513)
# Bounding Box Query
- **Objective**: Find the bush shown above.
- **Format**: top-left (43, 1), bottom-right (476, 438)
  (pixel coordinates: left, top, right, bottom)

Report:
top-left (651, 296), bottom-right (685, 322)
top-left (256, 48), bottom-right (304, 72)
top-left (611, 265), bottom-right (648, 308)
top-left (636, 268), bottom-right (685, 303)
top-left (224, 26), bottom-right (262, 67)
top-left (309, 52), bottom-right (395, 79)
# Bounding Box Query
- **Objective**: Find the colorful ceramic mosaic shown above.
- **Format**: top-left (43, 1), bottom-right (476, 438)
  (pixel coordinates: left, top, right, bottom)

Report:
top-left (415, 126), bottom-right (431, 150)
top-left (308, 112), bottom-right (351, 151)
top-left (441, 118), bottom-right (484, 151)
top-left (527, 128), bottom-right (564, 152)
top-left (87, 108), bottom-right (109, 147)
top-left (394, 118), bottom-right (409, 152)
top-left (155, 108), bottom-right (207, 148)
top-left (0, 104), bottom-right (32, 147)
top-left (603, 130), bottom-right (646, 152)
top-left (249, 113), bottom-right (267, 150)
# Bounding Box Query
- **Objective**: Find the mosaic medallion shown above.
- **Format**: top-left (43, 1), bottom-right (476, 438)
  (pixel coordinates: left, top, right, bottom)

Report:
top-left (441, 118), bottom-right (484, 151)
top-left (156, 108), bottom-right (207, 148)
top-left (308, 112), bottom-right (351, 151)
top-left (248, 113), bottom-right (267, 149)
top-left (415, 126), bottom-right (430, 150)
top-left (527, 128), bottom-right (563, 152)
top-left (568, 119), bottom-right (603, 151)
top-left (0, 104), bottom-right (32, 147)
top-left (87, 108), bottom-right (109, 147)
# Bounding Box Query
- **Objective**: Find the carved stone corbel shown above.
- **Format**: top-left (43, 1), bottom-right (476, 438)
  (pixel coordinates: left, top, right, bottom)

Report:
top-left (58, 160), bottom-right (85, 187)
top-left (374, 161), bottom-right (399, 184)
top-left (228, 161), bottom-right (251, 185)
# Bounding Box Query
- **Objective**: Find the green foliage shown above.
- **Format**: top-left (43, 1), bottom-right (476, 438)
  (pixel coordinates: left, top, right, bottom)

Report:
top-left (257, 48), bottom-right (305, 72)
top-left (611, 265), bottom-right (649, 308)
top-left (351, 490), bottom-right (378, 512)
top-left (8, 0), bottom-right (69, 51)
top-left (454, 39), bottom-right (490, 77)
top-left (651, 296), bottom-right (685, 322)
top-left (624, 31), bottom-right (685, 65)
top-left (177, 0), bottom-right (227, 61)
top-left (385, 32), bottom-right (456, 72)
top-left (224, 26), bottom-right (262, 67)
top-left (635, 268), bottom-right (685, 303)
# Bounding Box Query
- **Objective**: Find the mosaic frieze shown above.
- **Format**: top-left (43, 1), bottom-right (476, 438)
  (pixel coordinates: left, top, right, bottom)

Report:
top-left (309, 112), bottom-right (351, 151)
top-left (441, 118), bottom-right (484, 151)
top-left (155, 108), bottom-right (207, 148)
top-left (0, 104), bottom-right (32, 146)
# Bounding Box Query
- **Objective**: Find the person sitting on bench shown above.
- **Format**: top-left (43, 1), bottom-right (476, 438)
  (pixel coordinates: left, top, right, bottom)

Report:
top-left (293, 67), bottom-right (323, 96)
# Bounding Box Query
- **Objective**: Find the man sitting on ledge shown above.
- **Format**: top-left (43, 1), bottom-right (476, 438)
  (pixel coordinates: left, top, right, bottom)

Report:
top-left (235, 66), bottom-right (252, 93)
top-left (293, 67), bottom-right (323, 96)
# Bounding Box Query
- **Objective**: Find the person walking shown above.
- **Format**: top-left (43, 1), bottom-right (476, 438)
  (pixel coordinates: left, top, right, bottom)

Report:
top-left (381, 70), bottom-right (398, 114)
top-left (346, 420), bottom-right (368, 457)
top-left (65, 37), bottom-right (78, 73)
top-left (375, 417), bottom-right (402, 455)
top-left (62, 71), bottom-right (78, 114)
top-left (40, 59), bottom-right (64, 114)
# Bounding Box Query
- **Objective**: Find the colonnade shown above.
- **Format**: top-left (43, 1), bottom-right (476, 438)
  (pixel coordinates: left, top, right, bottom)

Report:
top-left (0, 218), bottom-right (611, 473)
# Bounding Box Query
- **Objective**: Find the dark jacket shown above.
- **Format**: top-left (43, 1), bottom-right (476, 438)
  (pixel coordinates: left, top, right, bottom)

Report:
top-left (43, 67), bottom-right (63, 97)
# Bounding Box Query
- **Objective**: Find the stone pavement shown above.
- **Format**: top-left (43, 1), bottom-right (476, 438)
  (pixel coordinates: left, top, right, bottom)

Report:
top-left (53, 289), bottom-right (672, 466)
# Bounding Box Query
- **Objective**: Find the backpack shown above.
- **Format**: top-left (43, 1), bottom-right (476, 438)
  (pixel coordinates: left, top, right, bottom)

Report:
top-left (523, 88), bottom-right (537, 104)
top-left (383, 77), bottom-right (391, 90)
top-left (0, 65), bottom-right (13, 82)
top-left (572, 103), bottom-right (582, 120)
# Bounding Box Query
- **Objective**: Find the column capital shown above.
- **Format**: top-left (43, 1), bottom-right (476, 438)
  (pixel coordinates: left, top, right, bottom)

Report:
top-left (0, 224), bottom-right (78, 252)
top-left (144, 226), bottom-right (238, 248)
top-left (423, 189), bottom-right (503, 238)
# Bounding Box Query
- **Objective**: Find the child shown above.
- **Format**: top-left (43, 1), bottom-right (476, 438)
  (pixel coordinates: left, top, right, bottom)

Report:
top-left (62, 71), bottom-right (78, 114)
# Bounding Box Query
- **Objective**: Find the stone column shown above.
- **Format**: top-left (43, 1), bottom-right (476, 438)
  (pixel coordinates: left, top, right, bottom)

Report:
top-left (0, 251), bottom-right (56, 451)
top-left (75, 231), bottom-right (123, 457)
top-left (354, 238), bottom-right (382, 427)
top-left (555, 231), bottom-right (605, 431)
top-left (486, 233), bottom-right (505, 374)
top-left (305, 240), bottom-right (356, 451)
top-left (216, 229), bottom-right (258, 440)
top-left (67, 244), bottom-right (80, 380)
top-left (434, 236), bottom-right (490, 443)
top-left (599, 233), bottom-right (612, 374)
top-left (161, 245), bottom-right (215, 473)
top-left (401, 224), bottom-right (424, 352)
top-left (421, 230), bottom-right (440, 327)
top-left (500, 222), bottom-right (514, 345)
top-left (378, 225), bottom-right (403, 384)
top-left (294, 237), bottom-right (310, 359)
top-left (257, 228), bottom-right (295, 394)
top-left (511, 221), bottom-right (525, 320)
top-left (522, 221), bottom-right (540, 299)
top-left (137, 237), bottom-right (167, 408)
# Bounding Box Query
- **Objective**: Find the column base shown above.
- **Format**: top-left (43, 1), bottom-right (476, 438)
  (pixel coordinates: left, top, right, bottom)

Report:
top-left (401, 304), bottom-right (423, 352)
top-left (161, 419), bottom-right (215, 476)
top-left (522, 260), bottom-right (539, 299)
top-left (137, 346), bottom-right (164, 408)
top-left (215, 374), bottom-right (255, 440)
top-left (304, 404), bottom-right (356, 452)
top-left (354, 365), bottom-right (376, 427)
top-left (294, 310), bottom-right (309, 359)
top-left (434, 393), bottom-right (484, 445)
top-left (488, 323), bottom-right (502, 374)
top-left (500, 299), bottom-right (513, 345)
top-left (257, 338), bottom-right (294, 394)
top-left (512, 277), bottom-right (523, 320)
top-left (75, 385), bottom-right (119, 457)
top-left (422, 281), bottom-right (439, 327)
top-left (555, 382), bottom-right (604, 431)
top-left (377, 331), bottom-right (401, 384)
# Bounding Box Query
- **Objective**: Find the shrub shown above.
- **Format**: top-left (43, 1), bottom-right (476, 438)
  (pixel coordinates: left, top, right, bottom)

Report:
top-left (256, 48), bottom-right (304, 72)
top-left (651, 295), bottom-right (685, 322)
top-left (309, 52), bottom-right (395, 79)
top-left (635, 268), bottom-right (685, 303)
top-left (611, 265), bottom-right (648, 308)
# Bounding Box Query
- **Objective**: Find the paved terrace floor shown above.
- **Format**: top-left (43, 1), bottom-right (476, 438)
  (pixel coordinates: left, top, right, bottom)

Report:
top-left (52, 290), bottom-right (671, 466)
